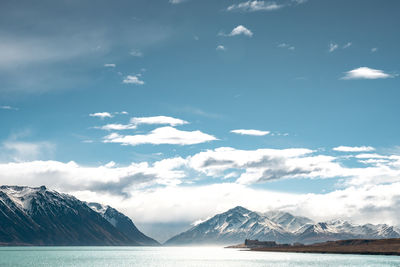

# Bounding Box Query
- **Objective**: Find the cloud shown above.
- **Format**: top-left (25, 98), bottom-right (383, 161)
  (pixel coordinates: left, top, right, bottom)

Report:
top-left (130, 116), bottom-right (188, 126)
top-left (169, 0), bottom-right (188, 4)
top-left (343, 42), bottom-right (352, 49)
top-left (329, 42), bottom-right (339, 52)
top-left (342, 67), bottom-right (393, 80)
top-left (1, 141), bottom-right (55, 162)
top-left (123, 75), bottom-right (145, 85)
top-left (221, 25), bottom-right (253, 37)
top-left (278, 43), bottom-right (295, 50)
top-left (130, 49), bottom-right (143, 57)
top-left (98, 116), bottom-right (188, 131)
top-left (104, 63), bottom-right (116, 68)
top-left (333, 146), bottom-right (375, 152)
top-left (216, 45), bottom-right (226, 51)
top-left (371, 48), bottom-right (378, 53)
top-left (0, 105), bottom-right (18, 111)
top-left (231, 129), bottom-right (270, 136)
top-left (227, 1), bottom-right (283, 12)
top-left (89, 112), bottom-right (113, 119)
top-left (104, 126), bottom-right (217, 146)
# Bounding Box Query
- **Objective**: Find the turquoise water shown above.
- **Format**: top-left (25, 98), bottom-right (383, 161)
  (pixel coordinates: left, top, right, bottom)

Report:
top-left (0, 246), bottom-right (399, 267)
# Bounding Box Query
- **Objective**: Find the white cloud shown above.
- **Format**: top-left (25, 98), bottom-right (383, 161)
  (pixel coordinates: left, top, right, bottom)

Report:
top-left (130, 50), bottom-right (143, 57)
top-left (329, 42), bottom-right (339, 52)
top-left (169, 0), bottom-right (188, 4)
top-left (97, 116), bottom-right (188, 131)
top-left (104, 63), bottom-right (116, 68)
top-left (99, 124), bottom-right (137, 131)
top-left (231, 129), bottom-right (270, 136)
top-left (123, 75), bottom-right (145, 85)
top-left (0, 105), bottom-right (18, 111)
top-left (371, 47), bottom-right (378, 53)
top-left (89, 112), bottom-right (113, 119)
top-left (342, 67), bottom-right (393, 80)
top-left (333, 146), bottom-right (375, 152)
top-left (1, 141), bottom-right (55, 162)
top-left (227, 1), bottom-right (283, 12)
top-left (216, 45), bottom-right (226, 51)
top-left (222, 25), bottom-right (253, 37)
top-left (104, 126), bottom-right (217, 146)
top-left (130, 116), bottom-right (188, 126)
top-left (343, 42), bottom-right (352, 49)
top-left (278, 43), bottom-right (295, 50)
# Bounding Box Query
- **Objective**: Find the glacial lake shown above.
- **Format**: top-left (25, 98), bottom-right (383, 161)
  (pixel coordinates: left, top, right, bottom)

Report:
top-left (1, 246), bottom-right (400, 267)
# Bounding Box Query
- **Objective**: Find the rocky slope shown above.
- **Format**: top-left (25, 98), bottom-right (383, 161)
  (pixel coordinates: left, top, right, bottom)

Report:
top-left (165, 206), bottom-right (400, 245)
top-left (0, 185), bottom-right (159, 246)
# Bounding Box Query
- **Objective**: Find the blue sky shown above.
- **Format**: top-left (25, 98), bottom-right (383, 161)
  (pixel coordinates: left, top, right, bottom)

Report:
top-left (1, 0), bottom-right (400, 241)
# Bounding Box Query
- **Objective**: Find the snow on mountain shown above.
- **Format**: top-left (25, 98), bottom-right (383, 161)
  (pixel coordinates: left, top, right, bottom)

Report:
top-left (166, 206), bottom-right (400, 245)
top-left (87, 202), bottom-right (159, 246)
top-left (165, 206), bottom-right (293, 245)
top-left (0, 185), bottom-right (158, 246)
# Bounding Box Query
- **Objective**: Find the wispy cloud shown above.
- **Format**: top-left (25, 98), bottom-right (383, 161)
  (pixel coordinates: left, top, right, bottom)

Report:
top-left (130, 116), bottom-right (188, 126)
top-left (123, 75), bottom-right (145, 85)
top-left (227, 1), bottom-right (283, 12)
top-left (89, 112), bottom-right (113, 119)
top-left (130, 49), bottom-right (143, 57)
top-left (0, 105), bottom-right (18, 111)
top-left (278, 43), bottom-right (295, 50)
top-left (169, 0), bottom-right (188, 4)
top-left (220, 25), bottom-right (253, 37)
top-left (342, 67), bottom-right (394, 80)
top-left (371, 47), bottom-right (378, 53)
top-left (216, 45), bottom-right (226, 51)
top-left (104, 126), bottom-right (217, 146)
top-left (333, 146), bottom-right (375, 152)
top-left (231, 129), bottom-right (270, 136)
top-left (343, 42), bottom-right (352, 49)
top-left (104, 63), bottom-right (116, 68)
top-left (329, 42), bottom-right (339, 52)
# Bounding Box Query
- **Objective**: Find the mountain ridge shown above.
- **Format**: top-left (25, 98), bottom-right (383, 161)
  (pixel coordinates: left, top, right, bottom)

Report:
top-left (165, 206), bottom-right (400, 245)
top-left (0, 185), bottom-right (159, 246)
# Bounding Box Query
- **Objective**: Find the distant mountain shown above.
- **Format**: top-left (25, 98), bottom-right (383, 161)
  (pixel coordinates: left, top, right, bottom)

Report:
top-left (165, 206), bottom-right (400, 245)
top-left (0, 185), bottom-right (159, 246)
top-left (165, 206), bottom-right (295, 245)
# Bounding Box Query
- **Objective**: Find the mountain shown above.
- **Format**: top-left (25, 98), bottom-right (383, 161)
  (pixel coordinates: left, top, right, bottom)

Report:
top-left (0, 185), bottom-right (159, 246)
top-left (87, 202), bottom-right (159, 246)
top-left (165, 206), bottom-right (295, 245)
top-left (165, 206), bottom-right (400, 245)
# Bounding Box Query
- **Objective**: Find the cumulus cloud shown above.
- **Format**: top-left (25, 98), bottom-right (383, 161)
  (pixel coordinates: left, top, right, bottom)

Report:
top-left (343, 42), bottom-right (352, 49)
top-left (342, 67), bottom-right (393, 80)
top-left (371, 47), bottom-right (378, 53)
top-left (231, 129), bottom-right (270, 136)
top-left (103, 126), bottom-right (217, 146)
top-left (221, 25), bottom-right (253, 37)
top-left (216, 45), bottom-right (226, 51)
top-left (104, 63), bottom-right (116, 68)
top-left (89, 112), bottom-right (113, 119)
top-left (333, 146), bottom-right (375, 152)
top-left (123, 75), bottom-right (145, 85)
top-left (227, 1), bottom-right (283, 12)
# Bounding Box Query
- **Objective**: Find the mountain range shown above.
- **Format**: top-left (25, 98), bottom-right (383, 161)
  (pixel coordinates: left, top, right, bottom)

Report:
top-left (165, 206), bottom-right (400, 245)
top-left (0, 185), bottom-right (158, 246)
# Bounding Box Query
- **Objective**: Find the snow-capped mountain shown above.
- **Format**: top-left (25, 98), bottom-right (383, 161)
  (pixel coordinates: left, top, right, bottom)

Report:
top-left (0, 185), bottom-right (159, 246)
top-left (165, 206), bottom-right (295, 245)
top-left (165, 206), bottom-right (400, 245)
top-left (87, 202), bottom-right (159, 246)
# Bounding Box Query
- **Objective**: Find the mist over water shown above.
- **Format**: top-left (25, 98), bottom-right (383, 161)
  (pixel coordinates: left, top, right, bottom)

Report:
top-left (1, 247), bottom-right (399, 267)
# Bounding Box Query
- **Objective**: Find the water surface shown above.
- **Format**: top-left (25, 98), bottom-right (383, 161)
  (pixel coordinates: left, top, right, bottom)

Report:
top-left (1, 246), bottom-right (399, 266)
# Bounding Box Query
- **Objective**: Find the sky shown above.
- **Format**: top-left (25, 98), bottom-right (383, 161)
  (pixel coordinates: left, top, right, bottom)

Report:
top-left (1, 0), bottom-right (400, 242)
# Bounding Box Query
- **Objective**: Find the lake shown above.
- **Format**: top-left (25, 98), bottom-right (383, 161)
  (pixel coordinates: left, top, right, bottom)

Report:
top-left (1, 246), bottom-right (399, 266)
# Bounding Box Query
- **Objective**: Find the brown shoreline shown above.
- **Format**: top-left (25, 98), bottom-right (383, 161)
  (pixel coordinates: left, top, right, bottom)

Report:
top-left (230, 238), bottom-right (400, 256)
